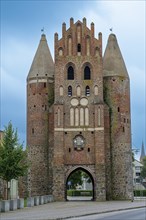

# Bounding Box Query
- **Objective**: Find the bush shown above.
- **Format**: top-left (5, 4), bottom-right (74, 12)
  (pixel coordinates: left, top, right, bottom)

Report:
top-left (24, 198), bottom-right (27, 207)
top-left (67, 190), bottom-right (93, 196)
top-left (134, 190), bottom-right (146, 197)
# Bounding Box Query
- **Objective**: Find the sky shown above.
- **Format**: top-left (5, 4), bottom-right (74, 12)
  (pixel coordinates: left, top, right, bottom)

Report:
top-left (0, 0), bottom-right (145, 159)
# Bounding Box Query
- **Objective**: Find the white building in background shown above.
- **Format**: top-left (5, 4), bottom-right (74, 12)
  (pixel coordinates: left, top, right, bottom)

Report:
top-left (133, 159), bottom-right (144, 189)
top-left (132, 141), bottom-right (146, 190)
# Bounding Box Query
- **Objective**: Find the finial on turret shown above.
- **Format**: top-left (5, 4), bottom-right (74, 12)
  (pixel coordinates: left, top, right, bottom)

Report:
top-left (109, 27), bottom-right (113, 33)
top-left (41, 27), bottom-right (45, 34)
top-left (70, 17), bottom-right (74, 27)
top-left (83, 17), bottom-right (86, 26)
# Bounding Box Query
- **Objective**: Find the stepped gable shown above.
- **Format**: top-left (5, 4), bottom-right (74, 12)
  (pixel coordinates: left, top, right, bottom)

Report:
top-left (103, 33), bottom-right (129, 78)
top-left (27, 34), bottom-right (54, 80)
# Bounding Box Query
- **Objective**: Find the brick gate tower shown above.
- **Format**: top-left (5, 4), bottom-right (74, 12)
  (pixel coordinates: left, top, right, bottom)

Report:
top-left (26, 18), bottom-right (133, 201)
top-left (27, 34), bottom-right (54, 196)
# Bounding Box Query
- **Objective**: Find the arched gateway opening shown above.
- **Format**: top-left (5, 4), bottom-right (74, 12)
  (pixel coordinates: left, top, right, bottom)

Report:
top-left (66, 167), bottom-right (94, 201)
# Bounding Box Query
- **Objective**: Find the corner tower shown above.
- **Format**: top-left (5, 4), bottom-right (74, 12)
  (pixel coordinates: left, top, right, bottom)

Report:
top-left (103, 34), bottom-right (133, 199)
top-left (27, 34), bottom-right (54, 196)
top-left (53, 18), bottom-right (106, 201)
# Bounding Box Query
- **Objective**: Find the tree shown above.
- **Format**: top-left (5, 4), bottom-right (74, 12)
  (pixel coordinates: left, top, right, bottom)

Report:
top-left (0, 121), bottom-right (28, 199)
top-left (68, 170), bottom-right (83, 189)
top-left (82, 172), bottom-right (92, 183)
top-left (141, 156), bottom-right (146, 179)
top-left (67, 170), bottom-right (92, 189)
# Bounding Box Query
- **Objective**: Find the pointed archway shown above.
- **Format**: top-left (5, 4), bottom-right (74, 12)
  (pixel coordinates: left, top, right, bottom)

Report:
top-left (65, 167), bottom-right (94, 201)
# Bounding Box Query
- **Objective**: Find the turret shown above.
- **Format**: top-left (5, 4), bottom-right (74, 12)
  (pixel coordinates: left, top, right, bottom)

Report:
top-left (27, 34), bottom-right (54, 196)
top-left (103, 34), bottom-right (129, 78)
top-left (103, 33), bottom-right (133, 200)
top-left (27, 34), bottom-right (54, 80)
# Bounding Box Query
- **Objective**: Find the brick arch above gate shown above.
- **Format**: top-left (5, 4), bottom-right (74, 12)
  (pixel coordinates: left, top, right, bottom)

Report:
top-left (65, 165), bottom-right (95, 182)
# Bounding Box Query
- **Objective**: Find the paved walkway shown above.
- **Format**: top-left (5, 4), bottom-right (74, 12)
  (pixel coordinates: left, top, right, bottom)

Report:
top-left (0, 200), bottom-right (146, 220)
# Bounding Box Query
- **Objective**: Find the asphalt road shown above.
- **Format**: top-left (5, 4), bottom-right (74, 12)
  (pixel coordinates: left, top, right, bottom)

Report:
top-left (68, 208), bottom-right (146, 220)
top-left (1, 201), bottom-right (145, 220)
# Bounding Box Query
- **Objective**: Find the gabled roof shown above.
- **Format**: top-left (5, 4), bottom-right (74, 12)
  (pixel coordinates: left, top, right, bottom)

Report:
top-left (133, 159), bottom-right (143, 167)
top-left (27, 34), bottom-right (54, 80)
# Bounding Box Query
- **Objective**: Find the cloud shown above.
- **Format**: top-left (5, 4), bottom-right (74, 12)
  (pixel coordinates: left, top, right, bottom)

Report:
top-left (103, 1), bottom-right (145, 33)
top-left (129, 65), bottom-right (145, 148)
top-left (77, 1), bottom-right (145, 154)
top-left (78, 1), bottom-right (145, 61)
top-left (0, 37), bottom-right (35, 144)
top-left (1, 36), bottom-right (36, 79)
top-left (1, 1), bottom-right (145, 152)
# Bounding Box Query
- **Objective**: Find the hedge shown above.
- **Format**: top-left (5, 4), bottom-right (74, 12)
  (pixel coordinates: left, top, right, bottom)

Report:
top-left (67, 190), bottom-right (93, 196)
top-left (134, 190), bottom-right (146, 197)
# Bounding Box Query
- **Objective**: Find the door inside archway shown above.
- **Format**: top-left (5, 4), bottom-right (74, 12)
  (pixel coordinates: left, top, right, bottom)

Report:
top-left (66, 168), bottom-right (94, 201)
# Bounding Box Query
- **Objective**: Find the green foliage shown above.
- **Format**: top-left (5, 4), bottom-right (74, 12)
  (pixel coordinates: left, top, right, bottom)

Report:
top-left (67, 170), bottom-right (92, 189)
top-left (0, 121), bottom-right (28, 182)
top-left (24, 198), bottom-right (27, 207)
top-left (141, 156), bottom-right (146, 178)
top-left (68, 170), bottom-right (83, 189)
top-left (82, 172), bottom-right (92, 183)
top-left (67, 190), bottom-right (93, 196)
top-left (134, 190), bottom-right (146, 197)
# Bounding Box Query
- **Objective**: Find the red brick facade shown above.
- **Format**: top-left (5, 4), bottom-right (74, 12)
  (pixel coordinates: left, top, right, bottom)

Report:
top-left (26, 18), bottom-right (133, 201)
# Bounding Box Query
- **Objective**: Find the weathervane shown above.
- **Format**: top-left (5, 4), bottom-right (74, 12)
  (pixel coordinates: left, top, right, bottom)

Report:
top-left (109, 27), bottom-right (113, 33)
top-left (41, 27), bottom-right (45, 34)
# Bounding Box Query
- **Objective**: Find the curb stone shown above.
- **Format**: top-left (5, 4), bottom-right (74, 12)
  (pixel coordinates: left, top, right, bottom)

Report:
top-left (59, 206), bottom-right (146, 220)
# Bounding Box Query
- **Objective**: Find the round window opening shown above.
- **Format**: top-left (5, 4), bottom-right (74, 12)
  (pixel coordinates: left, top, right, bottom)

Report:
top-left (73, 135), bottom-right (85, 151)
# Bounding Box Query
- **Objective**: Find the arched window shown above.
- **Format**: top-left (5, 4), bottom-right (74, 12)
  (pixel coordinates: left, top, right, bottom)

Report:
top-left (84, 66), bottom-right (91, 80)
top-left (77, 44), bottom-right (81, 52)
top-left (80, 108), bottom-right (84, 126)
top-left (59, 48), bottom-right (63, 56)
top-left (67, 66), bottom-right (74, 80)
top-left (75, 108), bottom-right (79, 126)
top-left (68, 37), bottom-right (72, 55)
top-left (95, 47), bottom-right (100, 56)
top-left (85, 86), bottom-right (90, 96)
top-left (77, 86), bottom-right (81, 97)
top-left (86, 37), bottom-right (90, 56)
top-left (77, 24), bottom-right (81, 43)
top-left (57, 108), bottom-right (61, 126)
top-left (98, 107), bottom-right (101, 126)
top-left (70, 108), bottom-right (74, 126)
top-left (68, 86), bottom-right (72, 96)
top-left (94, 85), bottom-right (98, 96)
top-left (85, 108), bottom-right (89, 126)
top-left (59, 86), bottom-right (63, 96)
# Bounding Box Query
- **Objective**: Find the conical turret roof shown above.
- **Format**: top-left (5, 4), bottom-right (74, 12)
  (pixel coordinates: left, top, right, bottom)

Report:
top-left (103, 34), bottom-right (129, 78)
top-left (27, 34), bottom-right (54, 80)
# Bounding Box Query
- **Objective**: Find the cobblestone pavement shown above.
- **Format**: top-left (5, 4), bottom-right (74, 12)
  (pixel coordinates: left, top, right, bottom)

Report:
top-left (0, 200), bottom-right (146, 220)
